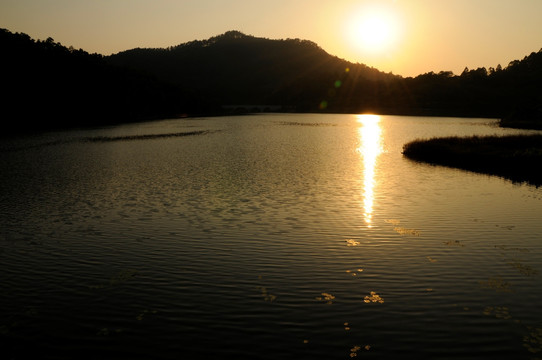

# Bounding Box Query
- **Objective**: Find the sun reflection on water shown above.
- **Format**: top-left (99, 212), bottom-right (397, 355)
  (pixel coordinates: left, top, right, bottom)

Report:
top-left (357, 115), bottom-right (383, 227)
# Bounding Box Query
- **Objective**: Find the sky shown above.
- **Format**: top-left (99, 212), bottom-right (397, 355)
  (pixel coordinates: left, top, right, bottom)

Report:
top-left (1, 0), bottom-right (541, 77)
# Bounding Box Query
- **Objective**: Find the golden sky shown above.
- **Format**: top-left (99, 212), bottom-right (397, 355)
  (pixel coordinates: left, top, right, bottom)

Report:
top-left (1, 0), bottom-right (541, 77)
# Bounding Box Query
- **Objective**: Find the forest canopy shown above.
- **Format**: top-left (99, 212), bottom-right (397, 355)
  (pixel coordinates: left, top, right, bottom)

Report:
top-left (2, 28), bottom-right (541, 132)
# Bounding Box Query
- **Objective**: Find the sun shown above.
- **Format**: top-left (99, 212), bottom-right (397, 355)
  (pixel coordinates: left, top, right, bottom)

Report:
top-left (358, 16), bottom-right (393, 51)
top-left (347, 7), bottom-right (400, 55)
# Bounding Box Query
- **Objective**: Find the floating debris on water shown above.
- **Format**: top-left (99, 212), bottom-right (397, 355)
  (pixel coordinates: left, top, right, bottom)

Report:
top-left (346, 268), bottom-right (364, 275)
top-left (316, 292), bottom-right (335, 304)
top-left (350, 345), bottom-right (361, 357)
top-left (136, 309), bottom-right (158, 321)
top-left (444, 240), bottom-right (465, 247)
top-left (345, 239), bottom-right (360, 246)
top-left (524, 327), bottom-right (542, 354)
top-left (478, 277), bottom-right (513, 292)
top-left (109, 269), bottom-right (138, 286)
top-left (384, 219), bottom-right (420, 236)
top-left (427, 256), bottom-right (438, 263)
top-left (483, 306), bottom-right (512, 320)
top-left (256, 276), bottom-right (277, 302)
top-left (364, 291), bottom-right (384, 304)
top-left (495, 224), bottom-right (515, 230)
top-left (394, 227), bottom-right (420, 236)
top-left (349, 344), bottom-right (371, 357)
top-left (256, 286), bottom-right (277, 302)
top-left (507, 260), bottom-right (538, 276)
top-left (495, 245), bottom-right (530, 253)
top-left (384, 219), bottom-right (401, 226)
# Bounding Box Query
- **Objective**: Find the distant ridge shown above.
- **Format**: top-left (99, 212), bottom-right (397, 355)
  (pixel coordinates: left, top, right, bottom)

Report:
top-left (1, 28), bottom-right (541, 132)
top-left (107, 30), bottom-right (398, 113)
top-left (107, 30), bottom-right (542, 123)
top-left (0, 28), bottom-right (197, 132)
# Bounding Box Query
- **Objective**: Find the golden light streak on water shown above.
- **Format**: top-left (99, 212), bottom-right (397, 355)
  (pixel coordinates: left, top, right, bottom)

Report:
top-left (357, 114), bottom-right (383, 227)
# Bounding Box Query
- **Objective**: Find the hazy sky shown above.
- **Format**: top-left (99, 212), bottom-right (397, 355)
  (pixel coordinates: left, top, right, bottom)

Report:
top-left (2, 0), bottom-right (541, 77)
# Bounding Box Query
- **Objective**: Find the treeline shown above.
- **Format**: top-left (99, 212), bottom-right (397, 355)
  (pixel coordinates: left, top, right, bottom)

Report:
top-left (2, 28), bottom-right (541, 132)
top-left (107, 30), bottom-right (400, 113)
top-left (107, 30), bottom-right (542, 127)
top-left (1, 28), bottom-right (209, 133)
top-left (400, 55), bottom-right (542, 127)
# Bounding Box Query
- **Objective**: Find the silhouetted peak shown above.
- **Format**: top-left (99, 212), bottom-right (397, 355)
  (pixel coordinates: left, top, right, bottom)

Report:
top-left (217, 30), bottom-right (249, 40)
top-left (204, 30), bottom-right (254, 46)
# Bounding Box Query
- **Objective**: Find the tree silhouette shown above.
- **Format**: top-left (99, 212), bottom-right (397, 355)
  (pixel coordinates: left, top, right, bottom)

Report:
top-left (2, 28), bottom-right (541, 132)
top-left (1, 28), bottom-right (206, 132)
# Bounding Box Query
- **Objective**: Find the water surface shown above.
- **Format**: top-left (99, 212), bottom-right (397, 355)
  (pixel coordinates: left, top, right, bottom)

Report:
top-left (1, 114), bottom-right (541, 359)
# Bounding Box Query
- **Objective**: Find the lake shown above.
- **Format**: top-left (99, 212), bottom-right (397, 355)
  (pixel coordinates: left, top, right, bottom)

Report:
top-left (1, 114), bottom-right (541, 359)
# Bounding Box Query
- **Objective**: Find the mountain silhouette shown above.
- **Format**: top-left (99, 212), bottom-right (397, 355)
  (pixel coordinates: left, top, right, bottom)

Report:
top-left (1, 28), bottom-right (201, 132)
top-left (2, 28), bottom-right (541, 132)
top-left (107, 30), bottom-right (542, 123)
top-left (107, 30), bottom-right (400, 113)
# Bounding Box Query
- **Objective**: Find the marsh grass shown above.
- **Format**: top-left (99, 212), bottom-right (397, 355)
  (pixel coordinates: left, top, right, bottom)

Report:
top-left (402, 134), bottom-right (542, 186)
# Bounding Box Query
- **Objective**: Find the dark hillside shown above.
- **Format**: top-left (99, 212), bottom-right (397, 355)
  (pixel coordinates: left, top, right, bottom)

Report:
top-left (2, 27), bottom-right (541, 132)
top-left (108, 31), bottom-right (542, 123)
top-left (107, 31), bottom-right (400, 113)
top-left (0, 28), bottom-right (201, 132)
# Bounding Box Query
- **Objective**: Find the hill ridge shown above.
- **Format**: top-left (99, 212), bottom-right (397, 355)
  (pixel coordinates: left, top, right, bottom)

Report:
top-left (1, 27), bottom-right (541, 132)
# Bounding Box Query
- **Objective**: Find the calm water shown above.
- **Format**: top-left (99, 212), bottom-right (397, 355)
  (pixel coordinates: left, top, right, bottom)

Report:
top-left (1, 114), bottom-right (541, 359)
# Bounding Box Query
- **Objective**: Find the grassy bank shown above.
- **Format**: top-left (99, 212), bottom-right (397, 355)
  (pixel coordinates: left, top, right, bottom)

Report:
top-left (402, 134), bottom-right (542, 186)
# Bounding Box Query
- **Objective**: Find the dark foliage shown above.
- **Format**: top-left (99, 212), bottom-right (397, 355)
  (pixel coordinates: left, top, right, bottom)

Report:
top-left (107, 31), bottom-right (542, 123)
top-left (2, 28), bottom-right (542, 132)
top-left (106, 30), bottom-right (399, 114)
top-left (0, 28), bottom-right (208, 133)
top-left (402, 135), bottom-right (542, 186)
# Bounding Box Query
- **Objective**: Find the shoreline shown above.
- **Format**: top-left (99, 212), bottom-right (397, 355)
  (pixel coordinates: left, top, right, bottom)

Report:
top-left (402, 134), bottom-right (542, 187)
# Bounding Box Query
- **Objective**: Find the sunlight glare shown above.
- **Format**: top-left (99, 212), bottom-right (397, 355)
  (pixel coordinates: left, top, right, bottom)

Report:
top-left (357, 114), bottom-right (382, 227)
top-left (346, 5), bottom-right (401, 55)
